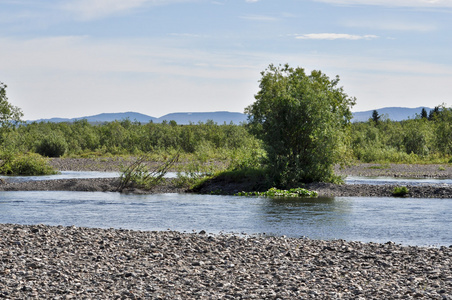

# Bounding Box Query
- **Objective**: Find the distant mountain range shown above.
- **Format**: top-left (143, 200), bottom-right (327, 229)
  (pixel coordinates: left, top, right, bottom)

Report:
top-left (31, 111), bottom-right (248, 125)
top-left (29, 107), bottom-right (434, 124)
top-left (352, 107), bottom-right (432, 122)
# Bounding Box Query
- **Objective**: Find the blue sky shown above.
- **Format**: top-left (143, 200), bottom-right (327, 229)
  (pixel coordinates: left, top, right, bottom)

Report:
top-left (1, 0), bottom-right (451, 120)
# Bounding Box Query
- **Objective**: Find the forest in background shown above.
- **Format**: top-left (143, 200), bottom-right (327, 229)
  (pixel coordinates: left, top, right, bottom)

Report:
top-left (0, 105), bottom-right (451, 165)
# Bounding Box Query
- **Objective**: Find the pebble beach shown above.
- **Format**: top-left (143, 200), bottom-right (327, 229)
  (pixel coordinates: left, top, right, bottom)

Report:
top-left (0, 224), bottom-right (451, 299)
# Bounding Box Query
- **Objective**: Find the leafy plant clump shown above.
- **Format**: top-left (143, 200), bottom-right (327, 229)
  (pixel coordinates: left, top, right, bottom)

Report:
top-left (236, 187), bottom-right (318, 198)
top-left (117, 154), bottom-right (179, 192)
top-left (0, 152), bottom-right (58, 176)
top-left (35, 133), bottom-right (68, 157)
top-left (392, 186), bottom-right (409, 197)
top-left (245, 64), bottom-right (355, 187)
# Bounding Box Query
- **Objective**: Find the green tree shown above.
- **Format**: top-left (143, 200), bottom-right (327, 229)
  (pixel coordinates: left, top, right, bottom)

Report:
top-left (0, 82), bottom-right (23, 130)
top-left (371, 110), bottom-right (381, 125)
top-left (428, 106), bottom-right (440, 121)
top-left (245, 64), bottom-right (355, 186)
top-left (420, 108), bottom-right (428, 119)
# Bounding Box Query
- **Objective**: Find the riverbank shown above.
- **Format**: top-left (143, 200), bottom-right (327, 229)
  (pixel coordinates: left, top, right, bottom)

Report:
top-left (2, 159), bottom-right (452, 197)
top-left (47, 157), bottom-right (452, 178)
top-left (3, 175), bottom-right (452, 197)
top-left (0, 223), bottom-right (450, 299)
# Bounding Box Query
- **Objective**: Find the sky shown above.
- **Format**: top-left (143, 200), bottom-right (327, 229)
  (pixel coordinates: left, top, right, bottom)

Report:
top-left (1, 0), bottom-right (451, 120)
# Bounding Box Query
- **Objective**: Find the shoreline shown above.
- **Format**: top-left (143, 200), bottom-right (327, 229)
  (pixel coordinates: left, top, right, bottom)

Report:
top-left (2, 159), bottom-right (452, 197)
top-left (1, 223), bottom-right (451, 299)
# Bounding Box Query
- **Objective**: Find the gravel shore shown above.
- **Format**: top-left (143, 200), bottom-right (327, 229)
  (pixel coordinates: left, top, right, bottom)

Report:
top-left (1, 223), bottom-right (451, 299)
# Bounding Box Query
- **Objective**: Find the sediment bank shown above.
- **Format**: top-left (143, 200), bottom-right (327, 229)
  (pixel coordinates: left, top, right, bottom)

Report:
top-left (0, 223), bottom-right (451, 299)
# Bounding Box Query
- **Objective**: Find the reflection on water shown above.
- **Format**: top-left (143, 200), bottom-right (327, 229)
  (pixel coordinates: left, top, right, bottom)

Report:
top-left (0, 191), bottom-right (450, 247)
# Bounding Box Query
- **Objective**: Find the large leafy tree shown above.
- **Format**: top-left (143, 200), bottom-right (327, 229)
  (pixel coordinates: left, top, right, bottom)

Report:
top-left (0, 82), bottom-right (23, 129)
top-left (245, 64), bottom-right (355, 186)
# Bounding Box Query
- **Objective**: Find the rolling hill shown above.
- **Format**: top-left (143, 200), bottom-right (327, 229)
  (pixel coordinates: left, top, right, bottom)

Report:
top-left (29, 107), bottom-right (434, 124)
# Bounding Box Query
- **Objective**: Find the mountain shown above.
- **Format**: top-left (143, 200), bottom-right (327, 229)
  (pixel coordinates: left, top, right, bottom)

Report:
top-left (352, 107), bottom-right (432, 122)
top-left (75, 112), bottom-right (157, 123)
top-left (158, 111), bottom-right (247, 124)
top-left (30, 111), bottom-right (247, 125)
top-left (29, 107), bottom-right (434, 124)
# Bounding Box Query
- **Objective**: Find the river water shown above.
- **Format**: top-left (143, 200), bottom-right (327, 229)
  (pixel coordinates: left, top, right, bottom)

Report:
top-left (0, 190), bottom-right (450, 247)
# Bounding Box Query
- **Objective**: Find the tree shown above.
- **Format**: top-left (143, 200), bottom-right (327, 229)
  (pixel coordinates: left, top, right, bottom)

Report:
top-left (245, 64), bottom-right (355, 186)
top-left (428, 106), bottom-right (440, 121)
top-left (0, 82), bottom-right (23, 129)
top-left (371, 110), bottom-right (381, 124)
top-left (420, 108), bottom-right (428, 119)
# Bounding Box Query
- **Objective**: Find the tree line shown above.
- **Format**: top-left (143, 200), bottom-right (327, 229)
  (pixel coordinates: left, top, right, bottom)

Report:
top-left (1, 119), bottom-right (260, 159)
top-left (353, 106), bottom-right (452, 163)
top-left (2, 67), bottom-right (452, 186)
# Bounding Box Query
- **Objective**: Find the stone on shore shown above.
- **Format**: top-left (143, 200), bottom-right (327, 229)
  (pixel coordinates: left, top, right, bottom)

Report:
top-left (0, 224), bottom-right (451, 299)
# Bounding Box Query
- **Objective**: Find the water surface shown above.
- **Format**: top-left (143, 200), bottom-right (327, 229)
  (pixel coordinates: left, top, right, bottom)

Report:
top-left (0, 191), bottom-right (450, 247)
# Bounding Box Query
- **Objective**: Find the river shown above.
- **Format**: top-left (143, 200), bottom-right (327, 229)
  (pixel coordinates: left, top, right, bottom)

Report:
top-left (0, 190), bottom-right (450, 247)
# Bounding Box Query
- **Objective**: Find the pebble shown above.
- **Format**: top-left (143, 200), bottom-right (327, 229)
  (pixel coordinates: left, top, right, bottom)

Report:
top-left (0, 223), bottom-right (451, 299)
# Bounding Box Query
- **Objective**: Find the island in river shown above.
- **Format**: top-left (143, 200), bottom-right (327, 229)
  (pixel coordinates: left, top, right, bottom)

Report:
top-left (1, 158), bottom-right (452, 198)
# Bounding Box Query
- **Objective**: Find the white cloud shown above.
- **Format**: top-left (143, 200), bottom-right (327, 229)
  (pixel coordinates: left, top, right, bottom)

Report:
top-left (245, 0), bottom-right (260, 2)
top-left (295, 33), bottom-right (379, 40)
top-left (314, 0), bottom-right (452, 7)
top-left (62, 0), bottom-right (190, 20)
top-left (62, 0), bottom-right (148, 20)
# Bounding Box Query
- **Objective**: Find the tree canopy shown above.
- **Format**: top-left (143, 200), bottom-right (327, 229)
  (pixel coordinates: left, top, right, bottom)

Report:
top-left (0, 82), bottom-right (23, 129)
top-left (245, 64), bottom-right (355, 186)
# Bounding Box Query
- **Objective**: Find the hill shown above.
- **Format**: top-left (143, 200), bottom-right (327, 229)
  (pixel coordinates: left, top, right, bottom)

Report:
top-left (28, 107), bottom-right (434, 124)
top-left (352, 107), bottom-right (432, 122)
top-left (30, 111), bottom-right (247, 125)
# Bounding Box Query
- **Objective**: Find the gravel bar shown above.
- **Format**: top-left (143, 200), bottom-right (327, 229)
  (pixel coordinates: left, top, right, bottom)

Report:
top-left (0, 224), bottom-right (451, 299)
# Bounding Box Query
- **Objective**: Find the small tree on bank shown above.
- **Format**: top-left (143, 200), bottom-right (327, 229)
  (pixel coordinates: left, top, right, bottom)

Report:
top-left (245, 64), bottom-right (355, 186)
top-left (0, 82), bottom-right (23, 130)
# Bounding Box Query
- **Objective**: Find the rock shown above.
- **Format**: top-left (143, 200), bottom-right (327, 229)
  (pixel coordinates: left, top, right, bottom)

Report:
top-left (0, 223), bottom-right (450, 299)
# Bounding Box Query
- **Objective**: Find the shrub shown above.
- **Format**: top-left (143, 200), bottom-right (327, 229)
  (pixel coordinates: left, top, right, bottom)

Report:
top-left (35, 133), bottom-right (68, 157)
top-left (392, 186), bottom-right (409, 197)
top-left (246, 64), bottom-right (355, 186)
top-left (117, 154), bottom-right (179, 191)
top-left (0, 152), bottom-right (58, 176)
top-left (236, 187), bottom-right (318, 198)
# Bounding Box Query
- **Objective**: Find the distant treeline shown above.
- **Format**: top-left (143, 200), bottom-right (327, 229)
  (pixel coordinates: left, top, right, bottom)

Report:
top-left (350, 106), bottom-right (452, 163)
top-left (2, 106), bottom-right (452, 164)
top-left (1, 119), bottom-right (261, 160)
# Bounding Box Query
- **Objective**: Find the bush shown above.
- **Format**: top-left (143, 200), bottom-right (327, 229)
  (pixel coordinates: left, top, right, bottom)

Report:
top-left (392, 186), bottom-right (409, 197)
top-left (117, 154), bottom-right (179, 191)
top-left (35, 133), bottom-right (68, 157)
top-left (236, 187), bottom-right (318, 198)
top-left (246, 64), bottom-right (355, 186)
top-left (0, 152), bottom-right (58, 176)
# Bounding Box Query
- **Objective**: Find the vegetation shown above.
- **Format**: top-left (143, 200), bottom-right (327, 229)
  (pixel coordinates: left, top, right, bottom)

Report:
top-left (236, 187), bottom-right (318, 198)
top-left (0, 82), bottom-right (23, 132)
top-left (392, 186), bottom-right (409, 197)
top-left (245, 64), bottom-right (355, 186)
top-left (0, 152), bottom-right (58, 176)
top-left (2, 74), bottom-right (452, 186)
top-left (350, 105), bottom-right (452, 163)
top-left (117, 154), bottom-right (179, 191)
